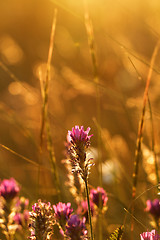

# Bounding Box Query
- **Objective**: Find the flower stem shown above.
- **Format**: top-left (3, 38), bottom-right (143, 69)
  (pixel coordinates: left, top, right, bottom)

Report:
top-left (84, 179), bottom-right (94, 240)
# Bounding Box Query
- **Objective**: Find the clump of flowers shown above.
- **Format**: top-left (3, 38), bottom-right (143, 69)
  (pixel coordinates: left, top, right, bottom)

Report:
top-left (140, 230), bottom-right (160, 240)
top-left (66, 126), bottom-right (94, 240)
top-left (0, 178), bottom-right (22, 239)
top-left (90, 187), bottom-right (108, 210)
top-left (53, 202), bottom-right (73, 234)
top-left (66, 214), bottom-right (88, 240)
top-left (29, 199), bottom-right (54, 240)
top-left (145, 199), bottom-right (160, 220)
top-left (13, 197), bottom-right (29, 230)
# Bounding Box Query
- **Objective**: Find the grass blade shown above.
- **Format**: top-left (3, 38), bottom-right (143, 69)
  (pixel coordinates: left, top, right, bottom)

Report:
top-left (131, 40), bottom-right (160, 237)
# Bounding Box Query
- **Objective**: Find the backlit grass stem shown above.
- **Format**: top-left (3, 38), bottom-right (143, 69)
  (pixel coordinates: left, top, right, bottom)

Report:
top-left (83, 1), bottom-right (102, 239)
top-left (39, 9), bottom-right (61, 200)
top-left (131, 40), bottom-right (160, 237)
top-left (40, 9), bottom-right (58, 149)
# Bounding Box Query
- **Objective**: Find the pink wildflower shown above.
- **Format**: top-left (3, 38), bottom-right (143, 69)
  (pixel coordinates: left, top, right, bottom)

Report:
top-left (145, 199), bottom-right (160, 219)
top-left (0, 178), bottom-right (20, 200)
top-left (67, 125), bottom-right (93, 144)
top-left (90, 187), bottom-right (108, 208)
top-left (66, 214), bottom-right (88, 240)
top-left (53, 202), bottom-right (73, 227)
top-left (67, 125), bottom-right (94, 181)
top-left (140, 230), bottom-right (160, 240)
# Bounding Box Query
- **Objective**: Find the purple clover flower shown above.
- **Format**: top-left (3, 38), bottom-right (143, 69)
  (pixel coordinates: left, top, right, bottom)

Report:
top-left (66, 214), bottom-right (88, 240)
top-left (0, 178), bottom-right (20, 200)
top-left (29, 200), bottom-right (54, 240)
top-left (90, 187), bottom-right (108, 209)
top-left (140, 230), bottom-right (160, 240)
top-left (53, 202), bottom-right (73, 228)
top-left (77, 200), bottom-right (95, 222)
top-left (145, 199), bottom-right (160, 219)
top-left (67, 126), bottom-right (94, 181)
top-left (67, 126), bottom-right (93, 144)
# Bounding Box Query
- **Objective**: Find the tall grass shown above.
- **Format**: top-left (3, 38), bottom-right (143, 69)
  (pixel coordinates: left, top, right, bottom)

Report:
top-left (0, 0), bottom-right (160, 239)
top-left (39, 9), bottom-right (61, 201)
top-left (131, 40), bottom-right (160, 236)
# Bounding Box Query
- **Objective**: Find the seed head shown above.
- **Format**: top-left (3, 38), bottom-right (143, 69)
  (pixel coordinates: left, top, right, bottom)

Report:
top-left (29, 200), bottom-right (54, 240)
top-left (67, 125), bottom-right (94, 181)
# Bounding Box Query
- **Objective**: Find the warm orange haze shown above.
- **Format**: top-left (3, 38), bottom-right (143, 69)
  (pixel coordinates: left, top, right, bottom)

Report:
top-left (0, 0), bottom-right (160, 239)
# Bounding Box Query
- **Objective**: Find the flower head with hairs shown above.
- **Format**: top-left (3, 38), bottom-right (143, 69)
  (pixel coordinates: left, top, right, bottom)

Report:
top-left (29, 200), bottom-right (54, 240)
top-left (67, 125), bottom-right (94, 181)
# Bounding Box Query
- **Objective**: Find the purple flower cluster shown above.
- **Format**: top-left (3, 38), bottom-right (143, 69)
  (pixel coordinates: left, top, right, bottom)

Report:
top-left (53, 202), bottom-right (73, 230)
top-left (53, 202), bottom-right (88, 238)
top-left (0, 178), bottom-right (20, 200)
top-left (66, 214), bottom-right (88, 240)
top-left (29, 200), bottom-right (88, 239)
top-left (29, 200), bottom-right (54, 240)
top-left (67, 126), bottom-right (93, 145)
top-left (145, 199), bottom-right (160, 219)
top-left (0, 178), bottom-right (29, 238)
top-left (90, 187), bottom-right (108, 209)
top-left (67, 125), bottom-right (94, 181)
top-left (140, 230), bottom-right (160, 240)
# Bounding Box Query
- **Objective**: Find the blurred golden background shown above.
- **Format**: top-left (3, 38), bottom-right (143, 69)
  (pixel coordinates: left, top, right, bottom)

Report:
top-left (0, 0), bottom-right (160, 238)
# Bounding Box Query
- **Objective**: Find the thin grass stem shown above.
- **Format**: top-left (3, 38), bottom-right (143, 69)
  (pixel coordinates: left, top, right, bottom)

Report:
top-left (39, 9), bottom-right (61, 200)
top-left (84, 179), bottom-right (94, 240)
top-left (39, 8), bottom-right (58, 149)
top-left (128, 56), bottom-right (159, 193)
top-left (0, 143), bottom-right (39, 167)
top-left (131, 40), bottom-right (160, 237)
top-left (45, 114), bottom-right (61, 201)
top-left (82, 1), bottom-right (102, 239)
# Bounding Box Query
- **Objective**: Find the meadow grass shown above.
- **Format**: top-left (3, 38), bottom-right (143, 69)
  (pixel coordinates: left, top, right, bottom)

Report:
top-left (0, 0), bottom-right (159, 239)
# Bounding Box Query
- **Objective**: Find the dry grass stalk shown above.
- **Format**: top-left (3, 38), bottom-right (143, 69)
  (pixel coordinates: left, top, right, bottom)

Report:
top-left (82, 1), bottom-right (102, 239)
top-left (131, 40), bottom-right (160, 236)
top-left (39, 8), bottom-right (58, 149)
top-left (39, 9), bottom-right (61, 201)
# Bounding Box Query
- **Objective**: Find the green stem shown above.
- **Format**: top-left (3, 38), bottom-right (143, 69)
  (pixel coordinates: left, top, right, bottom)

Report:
top-left (84, 179), bottom-right (94, 240)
